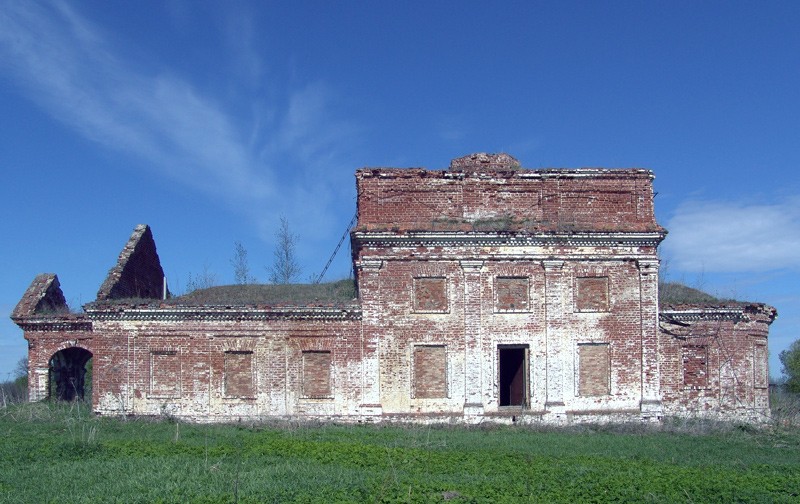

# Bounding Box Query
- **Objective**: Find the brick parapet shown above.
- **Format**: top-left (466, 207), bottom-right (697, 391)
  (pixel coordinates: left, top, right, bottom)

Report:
top-left (356, 167), bottom-right (662, 234)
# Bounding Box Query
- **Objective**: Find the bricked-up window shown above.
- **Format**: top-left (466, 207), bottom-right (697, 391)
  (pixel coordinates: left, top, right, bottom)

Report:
top-left (413, 277), bottom-right (448, 312)
top-left (302, 351), bottom-right (332, 398)
top-left (224, 351), bottom-right (254, 398)
top-left (682, 345), bottom-right (708, 388)
top-left (753, 344), bottom-right (768, 389)
top-left (150, 351), bottom-right (180, 398)
top-left (495, 277), bottom-right (530, 312)
top-left (413, 345), bottom-right (447, 398)
top-left (577, 343), bottom-right (609, 396)
top-left (575, 276), bottom-right (610, 312)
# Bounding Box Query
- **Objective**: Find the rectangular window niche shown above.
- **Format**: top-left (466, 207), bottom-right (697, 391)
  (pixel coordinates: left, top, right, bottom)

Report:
top-left (577, 343), bottom-right (610, 396)
top-left (495, 277), bottom-right (530, 312)
top-left (413, 345), bottom-right (447, 398)
top-left (682, 345), bottom-right (708, 388)
top-left (413, 277), bottom-right (448, 313)
top-left (575, 276), bottom-right (610, 312)
top-left (150, 350), bottom-right (180, 398)
top-left (303, 351), bottom-right (332, 398)
top-left (224, 351), bottom-right (255, 398)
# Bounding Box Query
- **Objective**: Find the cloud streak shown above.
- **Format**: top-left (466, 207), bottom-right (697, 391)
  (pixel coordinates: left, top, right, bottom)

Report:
top-left (0, 1), bottom-right (273, 201)
top-left (663, 198), bottom-right (800, 273)
top-left (0, 1), bottom-right (357, 240)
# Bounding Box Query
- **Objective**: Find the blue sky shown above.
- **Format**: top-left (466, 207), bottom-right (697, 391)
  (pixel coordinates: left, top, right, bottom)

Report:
top-left (1, 0), bottom-right (798, 381)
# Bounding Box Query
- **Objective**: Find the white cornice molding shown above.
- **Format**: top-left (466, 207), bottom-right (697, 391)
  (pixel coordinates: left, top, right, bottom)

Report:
top-left (659, 308), bottom-right (747, 323)
top-left (13, 317), bottom-right (92, 331)
top-left (85, 306), bottom-right (362, 322)
top-left (352, 231), bottom-right (665, 248)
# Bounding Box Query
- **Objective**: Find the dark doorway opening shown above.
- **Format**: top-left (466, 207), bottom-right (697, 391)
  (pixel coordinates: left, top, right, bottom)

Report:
top-left (499, 346), bottom-right (528, 407)
top-left (48, 348), bottom-right (93, 401)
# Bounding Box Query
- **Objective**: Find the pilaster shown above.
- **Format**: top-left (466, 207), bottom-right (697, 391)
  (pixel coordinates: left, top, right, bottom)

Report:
top-left (356, 259), bottom-right (384, 416)
top-left (460, 260), bottom-right (484, 416)
top-left (543, 260), bottom-right (566, 414)
top-left (637, 258), bottom-right (662, 417)
top-left (30, 367), bottom-right (48, 402)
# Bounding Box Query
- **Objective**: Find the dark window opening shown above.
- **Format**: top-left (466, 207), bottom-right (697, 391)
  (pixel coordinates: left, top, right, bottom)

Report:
top-left (48, 347), bottom-right (93, 401)
top-left (499, 346), bottom-right (528, 407)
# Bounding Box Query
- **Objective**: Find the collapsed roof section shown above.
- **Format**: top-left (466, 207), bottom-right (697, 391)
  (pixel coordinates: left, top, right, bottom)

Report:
top-left (96, 224), bottom-right (167, 301)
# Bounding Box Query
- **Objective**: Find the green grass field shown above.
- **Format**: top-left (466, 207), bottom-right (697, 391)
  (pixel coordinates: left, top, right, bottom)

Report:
top-left (0, 402), bottom-right (798, 503)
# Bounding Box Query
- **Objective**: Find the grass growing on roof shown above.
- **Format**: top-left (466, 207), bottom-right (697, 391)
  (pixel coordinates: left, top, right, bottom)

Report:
top-left (168, 278), bottom-right (357, 306)
top-left (0, 402), bottom-right (798, 503)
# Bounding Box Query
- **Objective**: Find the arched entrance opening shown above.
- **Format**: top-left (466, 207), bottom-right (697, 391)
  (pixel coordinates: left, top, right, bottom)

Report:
top-left (48, 347), bottom-right (93, 401)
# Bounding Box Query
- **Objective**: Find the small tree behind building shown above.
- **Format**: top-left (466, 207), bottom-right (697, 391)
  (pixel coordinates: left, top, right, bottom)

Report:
top-left (780, 339), bottom-right (800, 393)
top-left (231, 241), bottom-right (256, 284)
top-left (13, 356), bottom-right (28, 381)
top-left (267, 216), bottom-right (301, 284)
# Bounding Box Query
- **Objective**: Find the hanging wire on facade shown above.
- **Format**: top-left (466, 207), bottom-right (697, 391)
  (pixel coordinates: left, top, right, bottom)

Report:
top-left (315, 212), bottom-right (357, 284)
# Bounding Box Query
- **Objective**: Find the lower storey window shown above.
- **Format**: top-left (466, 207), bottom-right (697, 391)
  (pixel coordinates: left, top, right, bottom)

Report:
top-left (150, 350), bottom-right (180, 398)
top-left (224, 351), bottom-right (254, 398)
top-left (303, 351), bottom-right (332, 398)
top-left (682, 345), bottom-right (708, 388)
top-left (577, 343), bottom-right (609, 396)
top-left (413, 345), bottom-right (447, 398)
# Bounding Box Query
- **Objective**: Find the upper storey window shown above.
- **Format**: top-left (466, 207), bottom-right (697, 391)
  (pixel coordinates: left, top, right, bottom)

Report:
top-left (413, 277), bottom-right (448, 313)
top-left (495, 277), bottom-right (530, 312)
top-left (574, 276), bottom-right (609, 312)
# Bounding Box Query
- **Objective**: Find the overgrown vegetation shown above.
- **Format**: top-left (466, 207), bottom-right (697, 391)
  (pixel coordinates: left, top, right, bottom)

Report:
top-left (658, 281), bottom-right (739, 306)
top-left (0, 379), bottom-right (26, 407)
top-left (771, 387), bottom-right (800, 427)
top-left (0, 357), bottom-right (28, 408)
top-left (0, 402), bottom-right (798, 502)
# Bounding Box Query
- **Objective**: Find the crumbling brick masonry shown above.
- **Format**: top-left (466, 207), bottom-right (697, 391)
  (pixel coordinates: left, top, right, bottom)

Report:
top-left (12, 153), bottom-right (776, 424)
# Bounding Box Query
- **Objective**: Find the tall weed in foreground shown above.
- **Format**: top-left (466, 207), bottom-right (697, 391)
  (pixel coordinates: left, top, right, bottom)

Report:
top-left (0, 379), bottom-right (27, 408)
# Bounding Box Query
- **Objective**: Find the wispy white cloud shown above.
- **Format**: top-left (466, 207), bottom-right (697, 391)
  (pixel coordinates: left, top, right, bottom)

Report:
top-left (663, 198), bottom-right (800, 272)
top-left (435, 115), bottom-right (468, 143)
top-left (0, 1), bottom-right (271, 201)
top-left (0, 1), bottom-right (357, 243)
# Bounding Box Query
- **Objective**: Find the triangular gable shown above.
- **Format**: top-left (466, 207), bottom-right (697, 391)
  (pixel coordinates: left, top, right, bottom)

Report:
top-left (96, 224), bottom-right (167, 300)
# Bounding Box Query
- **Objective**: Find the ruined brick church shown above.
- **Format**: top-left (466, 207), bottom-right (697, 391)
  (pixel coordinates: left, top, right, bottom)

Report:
top-left (12, 153), bottom-right (776, 423)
